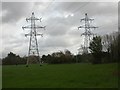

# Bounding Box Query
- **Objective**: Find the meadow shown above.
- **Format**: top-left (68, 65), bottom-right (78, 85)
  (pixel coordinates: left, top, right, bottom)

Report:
top-left (2, 63), bottom-right (118, 88)
top-left (0, 65), bottom-right (2, 89)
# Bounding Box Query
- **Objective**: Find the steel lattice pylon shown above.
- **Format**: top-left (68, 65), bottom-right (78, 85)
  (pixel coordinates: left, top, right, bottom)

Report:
top-left (22, 12), bottom-right (46, 66)
top-left (78, 13), bottom-right (97, 54)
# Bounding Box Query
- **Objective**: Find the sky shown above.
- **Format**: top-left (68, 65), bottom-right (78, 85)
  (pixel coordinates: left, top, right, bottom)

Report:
top-left (0, 1), bottom-right (118, 58)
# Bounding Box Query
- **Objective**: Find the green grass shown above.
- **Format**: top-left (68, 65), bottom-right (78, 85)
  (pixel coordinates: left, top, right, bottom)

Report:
top-left (0, 65), bottom-right (2, 89)
top-left (2, 63), bottom-right (118, 88)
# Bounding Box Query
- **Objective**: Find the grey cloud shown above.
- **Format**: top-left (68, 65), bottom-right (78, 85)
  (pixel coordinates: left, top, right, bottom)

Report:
top-left (1, 2), bottom-right (118, 58)
top-left (84, 2), bottom-right (118, 17)
top-left (43, 2), bottom-right (117, 36)
top-left (38, 35), bottom-right (70, 48)
top-left (51, 2), bottom-right (88, 14)
top-left (2, 2), bottom-right (33, 23)
top-left (45, 2), bottom-right (117, 17)
top-left (118, 2), bottom-right (120, 28)
top-left (45, 17), bottom-right (71, 36)
top-left (36, 2), bottom-right (118, 52)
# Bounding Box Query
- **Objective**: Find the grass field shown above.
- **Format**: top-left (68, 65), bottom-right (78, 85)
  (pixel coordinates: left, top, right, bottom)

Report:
top-left (0, 65), bottom-right (2, 89)
top-left (2, 63), bottom-right (118, 88)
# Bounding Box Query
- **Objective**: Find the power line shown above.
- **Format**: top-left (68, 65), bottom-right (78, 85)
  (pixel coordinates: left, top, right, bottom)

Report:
top-left (98, 23), bottom-right (118, 29)
top-left (41, 0), bottom-right (55, 17)
top-left (72, 2), bottom-right (90, 14)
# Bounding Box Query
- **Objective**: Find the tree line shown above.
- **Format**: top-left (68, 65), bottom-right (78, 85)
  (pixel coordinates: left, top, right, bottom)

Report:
top-left (2, 31), bottom-right (119, 65)
top-left (2, 52), bottom-right (27, 65)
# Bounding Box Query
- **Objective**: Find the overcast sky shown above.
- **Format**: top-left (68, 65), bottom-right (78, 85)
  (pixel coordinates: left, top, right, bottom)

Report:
top-left (1, 1), bottom-right (118, 58)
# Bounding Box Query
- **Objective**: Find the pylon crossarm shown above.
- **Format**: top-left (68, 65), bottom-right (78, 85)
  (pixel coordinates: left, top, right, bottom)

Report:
top-left (81, 32), bottom-right (88, 36)
top-left (22, 26), bottom-right (46, 30)
top-left (22, 26), bottom-right (31, 30)
top-left (25, 34), bottom-right (30, 37)
top-left (33, 17), bottom-right (42, 21)
top-left (80, 18), bottom-right (85, 22)
top-left (78, 26), bottom-right (98, 29)
top-left (37, 34), bottom-right (43, 37)
top-left (89, 26), bottom-right (98, 29)
top-left (26, 17), bottom-right (42, 21)
top-left (88, 18), bottom-right (94, 21)
top-left (81, 18), bottom-right (94, 22)
top-left (36, 26), bottom-right (44, 28)
top-left (78, 26), bottom-right (84, 29)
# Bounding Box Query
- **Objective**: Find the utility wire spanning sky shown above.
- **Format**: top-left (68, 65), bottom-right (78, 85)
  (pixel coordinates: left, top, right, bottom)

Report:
top-left (1, 1), bottom-right (118, 58)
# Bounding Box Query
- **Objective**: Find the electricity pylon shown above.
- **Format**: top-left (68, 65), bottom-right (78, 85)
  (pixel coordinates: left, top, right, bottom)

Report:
top-left (22, 12), bottom-right (46, 66)
top-left (78, 13), bottom-right (97, 54)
